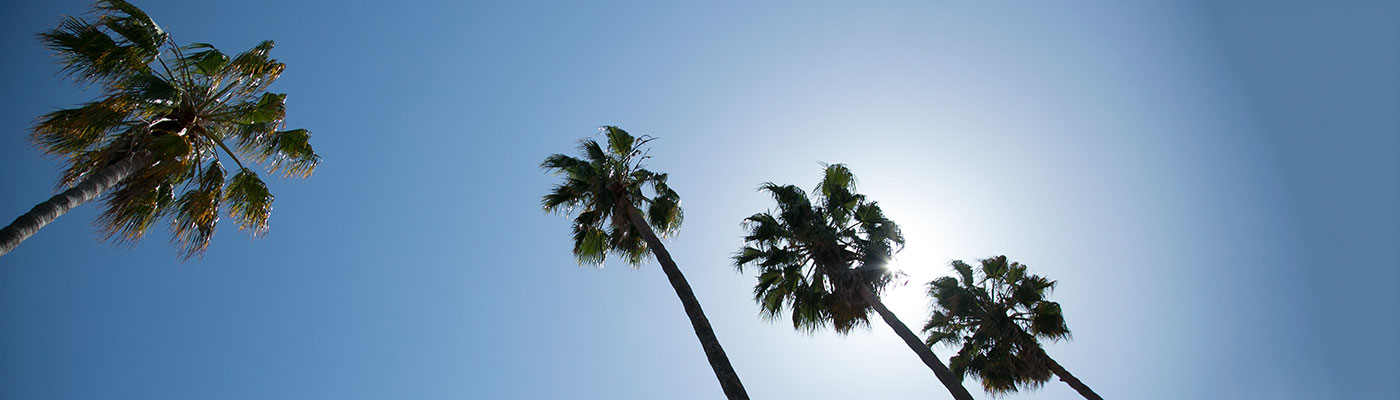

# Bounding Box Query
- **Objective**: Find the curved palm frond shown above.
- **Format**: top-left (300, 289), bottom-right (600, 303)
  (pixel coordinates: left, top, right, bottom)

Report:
top-left (39, 0), bottom-right (166, 87)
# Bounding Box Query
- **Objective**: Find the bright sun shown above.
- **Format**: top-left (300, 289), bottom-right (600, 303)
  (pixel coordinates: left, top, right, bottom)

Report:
top-left (880, 224), bottom-right (957, 323)
top-left (862, 176), bottom-right (968, 327)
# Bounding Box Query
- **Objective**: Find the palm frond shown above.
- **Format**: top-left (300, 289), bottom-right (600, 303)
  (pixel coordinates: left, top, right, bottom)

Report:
top-left (603, 126), bottom-right (635, 160)
top-left (32, 97), bottom-right (137, 155)
top-left (254, 129), bottom-right (319, 178)
top-left (39, 17), bottom-right (144, 85)
top-left (97, 170), bottom-right (172, 244)
top-left (180, 44), bottom-right (229, 76)
top-left (115, 71), bottom-right (178, 105)
top-left (579, 139), bottom-right (607, 165)
top-left (541, 153), bottom-right (590, 175)
top-left (571, 223), bottom-right (608, 266)
top-left (169, 160), bottom-right (225, 259)
top-left (38, 0), bottom-right (166, 88)
top-left (609, 222), bottom-right (648, 266)
top-left (224, 168), bottom-right (273, 236)
top-left (220, 40), bottom-right (283, 97)
top-left (645, 192), bottom-right (682, 237)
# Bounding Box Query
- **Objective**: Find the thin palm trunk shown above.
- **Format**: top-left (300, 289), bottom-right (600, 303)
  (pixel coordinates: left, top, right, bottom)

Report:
top-left (619, 202), bottom-right (750, 400)
top-left (858, 285), bottom-right (975, 400)
top-left (0, 151), bottom-right (151, 257)
top-left (1039, 347), bottom-right (1102, 400)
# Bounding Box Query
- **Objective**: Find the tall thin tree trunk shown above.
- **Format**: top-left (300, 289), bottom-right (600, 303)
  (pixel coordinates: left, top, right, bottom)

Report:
top-left (858, 285), bottom-right (976, 400)
top-left (0, 151), bottom-right (150, 257)
top-left (1040, 347), bottom-right (1102, 400)
top-left (619, 202), bottom-right (750, 400)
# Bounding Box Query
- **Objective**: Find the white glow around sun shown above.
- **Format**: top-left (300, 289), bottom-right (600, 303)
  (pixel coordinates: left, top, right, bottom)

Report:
top-left (876, 201), bottom-right (963, 327)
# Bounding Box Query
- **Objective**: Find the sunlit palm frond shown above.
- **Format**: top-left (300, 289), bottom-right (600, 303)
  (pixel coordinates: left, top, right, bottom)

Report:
top-left (224, 168), bottom-right (274, 236)
top-left (169, 160), bottom-right (224, 259)
top-left (32, 97), bottom-right (137, 157)
top-left (38, 1), bottom-right (166, 87)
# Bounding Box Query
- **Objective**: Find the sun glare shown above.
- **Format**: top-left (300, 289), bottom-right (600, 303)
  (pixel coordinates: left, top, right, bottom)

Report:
top-left (880, 221), bottom-right (960, 328)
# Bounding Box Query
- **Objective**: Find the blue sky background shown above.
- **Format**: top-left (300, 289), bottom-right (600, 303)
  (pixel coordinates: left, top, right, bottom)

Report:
top-left (1, 1), bottom-right (1396, 399)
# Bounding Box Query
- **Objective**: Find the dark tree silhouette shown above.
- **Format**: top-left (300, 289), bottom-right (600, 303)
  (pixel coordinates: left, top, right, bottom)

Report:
top-left (925, 256), bottom-right (1102, 399)
top-left (542, 126), bottom-right (749, 400)
top-left (735, 163), bottom-right (974, 400)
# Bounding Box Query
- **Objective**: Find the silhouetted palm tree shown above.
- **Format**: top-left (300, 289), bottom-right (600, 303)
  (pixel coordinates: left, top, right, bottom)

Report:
top-left (542, 126), bottom-right (749, 400)
top-left (925, 256), bottom-right (1101, 399)
top-left (735, 163), bottom-right (974, 400)
top-left (0, 0), bottom-right (319, 259)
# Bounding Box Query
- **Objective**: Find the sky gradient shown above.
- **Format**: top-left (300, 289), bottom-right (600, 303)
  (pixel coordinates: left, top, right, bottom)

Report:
top-left (1, 1), bottom-right (1396, 399)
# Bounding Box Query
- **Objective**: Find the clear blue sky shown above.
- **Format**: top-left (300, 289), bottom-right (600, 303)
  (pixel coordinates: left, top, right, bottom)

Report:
top-left (1, 1), bottom-right (1395, 399)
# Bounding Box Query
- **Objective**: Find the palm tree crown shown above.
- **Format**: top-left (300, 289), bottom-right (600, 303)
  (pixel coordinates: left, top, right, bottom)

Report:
top-left (924, 255), bottom-right (1073, 395)
top-left (25, 0), bottom-right (318, 258)
top-left (734, 164), bottom-right (975, 400)
top-left (540, 126), bottom-right (682, 267)
top-left (733, 163), bottom-right (904, 333)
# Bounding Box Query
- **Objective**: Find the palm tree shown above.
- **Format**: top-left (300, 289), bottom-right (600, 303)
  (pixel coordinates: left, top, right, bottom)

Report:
top-left (734, 164), bottom-right (974, 400)
top-left (0, 0), bottom-right (319, 259)
top-left (541, 126), bottom-right (749, 400)
top-left (924, 256), bottom-right (1101, 399)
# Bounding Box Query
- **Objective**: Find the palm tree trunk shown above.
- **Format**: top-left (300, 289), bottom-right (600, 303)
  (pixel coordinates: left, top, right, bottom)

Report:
top-left (619, 202), bottom-right (750, 400)
top-left (1039, 347), bottom-right (1102, 400)
top-left (0, 151), bottom-right (150, 257)
top-left (858, 285), bottom-right (976, 400)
